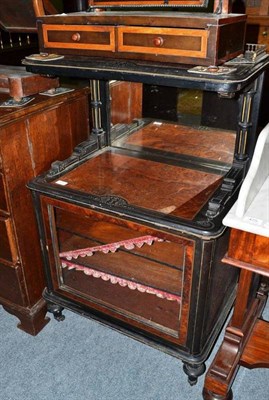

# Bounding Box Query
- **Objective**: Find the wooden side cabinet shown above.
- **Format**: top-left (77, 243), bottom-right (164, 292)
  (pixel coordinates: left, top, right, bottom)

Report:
top-left (0, 87), bottom-right (90, 335)
top-left (203, 229), bottom-right (269, 400)
top-left (202, 121), bottom-right (269, 399)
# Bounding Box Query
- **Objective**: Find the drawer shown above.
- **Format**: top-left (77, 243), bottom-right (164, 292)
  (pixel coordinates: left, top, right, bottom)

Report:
top-left (0, 173), bottom-right (9, 213)
top-left (43, 24), bottom-right (116, 52)
top-left (0, 261), bottom-right (25, 306)
top-left (117, 26), bottom-right (208, 59)
top-left (0, 216), bottom-right (18, 263)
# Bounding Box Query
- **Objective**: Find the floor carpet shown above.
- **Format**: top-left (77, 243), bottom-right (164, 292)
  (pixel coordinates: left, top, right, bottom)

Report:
top-left (0, 302), bottom-right (268, 400)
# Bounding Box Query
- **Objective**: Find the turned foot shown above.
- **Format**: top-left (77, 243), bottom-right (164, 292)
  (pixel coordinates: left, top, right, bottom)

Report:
top-left (203, 388), bottom-right (233, 400)
top-left (183, 362), bottom-right (206, 385)
top-left (47, 303), bottom-right (65, 321)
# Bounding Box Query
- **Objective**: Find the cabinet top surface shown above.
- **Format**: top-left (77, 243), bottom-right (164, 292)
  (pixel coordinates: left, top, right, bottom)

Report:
top-left (37, 11), bottom-right (245, 24)
top-left (23, 56), bottom-right (269, 92)
top-left (0, 88), bottom-right (88, 126)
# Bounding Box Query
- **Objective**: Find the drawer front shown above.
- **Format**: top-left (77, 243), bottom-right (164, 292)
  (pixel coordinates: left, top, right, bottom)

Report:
top-left (43, 24), bottom-right (116, 52)
top-left (0, 261), bottom-right (25, 305)
top-left (0, 173), bottom-right (8, 213)
top-left (0, 216), bottom-right (18, 263)
top-left (117, 26), bottom-right (208, 59)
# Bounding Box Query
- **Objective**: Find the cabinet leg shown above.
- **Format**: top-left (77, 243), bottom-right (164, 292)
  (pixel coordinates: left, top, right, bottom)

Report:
top-left (2, 302), bottom-right (50, 336)
top-left (183, 362), bottom-right (206, 385)
top-left (47, 302), bottom-right (65, 321)
top-left (203, 388), bottom-right (233, 400)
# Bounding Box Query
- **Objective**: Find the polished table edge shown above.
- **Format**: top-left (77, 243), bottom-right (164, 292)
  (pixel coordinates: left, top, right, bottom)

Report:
top-left (23, 56), bottom-right (269, 93)
top-left (223, 254), bottom-right (269, 277)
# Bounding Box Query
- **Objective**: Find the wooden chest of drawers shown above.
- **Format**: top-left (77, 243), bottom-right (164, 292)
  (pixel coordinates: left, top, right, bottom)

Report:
top-left (0, 87), bottom-right (90, 335)
top-left (36, 11), bottom-right (247, 66)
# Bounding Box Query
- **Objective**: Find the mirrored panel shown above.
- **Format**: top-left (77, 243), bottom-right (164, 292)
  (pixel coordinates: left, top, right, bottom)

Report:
top-left (109, 81), bottom-right (238, 171)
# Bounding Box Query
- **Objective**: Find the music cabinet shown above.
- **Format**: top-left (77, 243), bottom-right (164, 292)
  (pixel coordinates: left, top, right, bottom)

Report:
top-left (0, 87), bottom-right (90, 335)
top-left (24, 46), bottom-right (269, 382)
top-left (22, 0), bottom-right (269, 386)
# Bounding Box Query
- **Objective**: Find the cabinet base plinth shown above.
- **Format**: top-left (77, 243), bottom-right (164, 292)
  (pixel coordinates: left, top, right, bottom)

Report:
top-left (2, 299), bottom-right (50, 336)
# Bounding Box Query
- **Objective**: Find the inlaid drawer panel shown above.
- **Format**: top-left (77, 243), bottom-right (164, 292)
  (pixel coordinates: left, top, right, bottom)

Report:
top-left (42, 24), bottom-right (208, 59)
top-left (0, 216), bottom-right (18, 262)
top-left (117, 26), bottom-right (208, 58)
top-left (43, 24), bottom-right (116, 52)
top-left (0, 173), bottom-right (8, 212)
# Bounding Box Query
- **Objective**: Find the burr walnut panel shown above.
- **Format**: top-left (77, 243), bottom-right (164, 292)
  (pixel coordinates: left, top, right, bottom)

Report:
top-left (114, 122), bottom-right (236, 164)
top-left (51, 150), bottom-right (224, 220)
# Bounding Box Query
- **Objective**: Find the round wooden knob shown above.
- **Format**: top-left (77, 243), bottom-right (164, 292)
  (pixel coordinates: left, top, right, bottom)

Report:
top-left (153, 37), bottom-right (164, 47)
top-left (71, 33), bottom-right (81, 42)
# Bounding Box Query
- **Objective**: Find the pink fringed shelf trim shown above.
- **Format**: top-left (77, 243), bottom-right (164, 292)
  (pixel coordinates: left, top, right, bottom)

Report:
top-left (61, 260), bottom-right (181, 304)
top-left (59, 235), bottom-right (165, 260)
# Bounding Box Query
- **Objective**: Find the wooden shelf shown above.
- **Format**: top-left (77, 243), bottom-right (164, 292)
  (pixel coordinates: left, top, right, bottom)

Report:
top-left (241, 319), bottom-right (269, 368)
top-left (247, 15), bottom-right (269, 26)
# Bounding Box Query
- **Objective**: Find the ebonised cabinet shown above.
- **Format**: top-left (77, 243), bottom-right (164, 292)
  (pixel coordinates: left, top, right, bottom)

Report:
top-left (22, 0), bottom-right (269, 387)
top-left (24, 52), bottom-right (269, 382)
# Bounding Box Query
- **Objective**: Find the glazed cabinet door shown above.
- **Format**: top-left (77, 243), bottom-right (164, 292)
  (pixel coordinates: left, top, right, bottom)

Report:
top-left (40, 196), bottom-right (195, 345)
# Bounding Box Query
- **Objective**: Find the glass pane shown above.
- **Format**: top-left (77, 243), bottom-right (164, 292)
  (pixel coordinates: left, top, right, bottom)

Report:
top-left (53, 206), bottom-right (185, 334)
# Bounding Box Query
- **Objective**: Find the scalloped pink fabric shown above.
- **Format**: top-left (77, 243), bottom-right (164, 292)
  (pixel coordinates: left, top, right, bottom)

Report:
top-left (61, 259), bottom-right (181, 303)
top-left (59, 236), bottom-right (165, 259)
